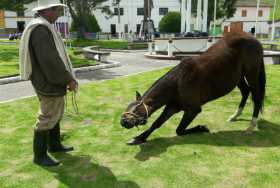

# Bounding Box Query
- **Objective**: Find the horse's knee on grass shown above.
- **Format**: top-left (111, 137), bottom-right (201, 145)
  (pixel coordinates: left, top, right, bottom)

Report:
top-left (193, 125), bottom-right (210, 133)
top-left (127, 136), bottom-right (147, 145)
top-left (176, 125), bottom-right (209, 136)
top-left (176, 129), bottom-right (186, 136)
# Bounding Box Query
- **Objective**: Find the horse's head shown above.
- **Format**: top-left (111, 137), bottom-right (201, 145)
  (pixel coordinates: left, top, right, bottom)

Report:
top-left (121, 91), bottom-right (149, 129)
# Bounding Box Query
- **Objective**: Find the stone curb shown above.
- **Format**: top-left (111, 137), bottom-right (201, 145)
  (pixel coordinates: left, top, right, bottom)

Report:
top-left (0, 60), bottom-right (121, 85)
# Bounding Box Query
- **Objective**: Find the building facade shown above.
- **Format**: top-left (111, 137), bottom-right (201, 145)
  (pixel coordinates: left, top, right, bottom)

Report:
top-left (222, 1), bottom-right (272, 35)
top-left (93, 0), bottom-right (181, 34)
top-left (0, 0), bottom-right (273, 37)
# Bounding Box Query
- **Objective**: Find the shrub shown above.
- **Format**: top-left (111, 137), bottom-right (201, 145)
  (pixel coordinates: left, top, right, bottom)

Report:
top-left (159, 12), bottom-right (181, 33)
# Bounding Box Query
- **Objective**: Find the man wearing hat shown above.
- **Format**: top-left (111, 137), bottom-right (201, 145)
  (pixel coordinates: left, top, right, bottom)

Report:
top-left (19, 0), bottom-right (78, 166)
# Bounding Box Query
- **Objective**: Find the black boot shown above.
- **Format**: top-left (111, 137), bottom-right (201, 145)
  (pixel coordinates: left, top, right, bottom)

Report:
top-left (48, 123), bottom-right (74, 153)
top-left (33, 130), bottom-right (60, 166)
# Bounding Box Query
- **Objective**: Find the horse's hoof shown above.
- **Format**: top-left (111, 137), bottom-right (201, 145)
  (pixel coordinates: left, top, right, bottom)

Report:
top-left (227, 116), bottom-right (237, 122)
top-left (244, 126), bottom-right (255, 135)
top-left (244, 130), bottom-right (253, 135)
top-left (126, 138), bottom-right (146, 145)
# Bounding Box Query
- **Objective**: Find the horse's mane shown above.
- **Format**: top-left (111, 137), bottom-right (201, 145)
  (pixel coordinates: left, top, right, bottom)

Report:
top-left (142, 67), bottom-right (176, 99)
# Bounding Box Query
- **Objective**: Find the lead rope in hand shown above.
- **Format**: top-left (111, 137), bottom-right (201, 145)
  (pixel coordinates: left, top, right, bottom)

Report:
top-left (72, 90), bottom-right (79, 114)
top-left (65, 90), bottom-right (79, 115)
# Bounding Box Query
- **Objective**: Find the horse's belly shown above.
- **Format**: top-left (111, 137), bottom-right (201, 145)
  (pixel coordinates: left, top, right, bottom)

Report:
top-left (203, 74), bottom-right (240, 103)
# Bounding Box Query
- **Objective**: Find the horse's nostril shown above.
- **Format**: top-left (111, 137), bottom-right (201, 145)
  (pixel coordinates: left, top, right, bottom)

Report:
top-left (121, 119), bottom-right (128, 126)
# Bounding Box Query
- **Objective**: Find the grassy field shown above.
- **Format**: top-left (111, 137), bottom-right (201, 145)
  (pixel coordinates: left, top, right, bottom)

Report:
top-left (0, 44), bottom-right (97, 78)
top-left (70, 39), bottom-right (148, 49)
top-left (0, 65), bottom-right (280, 188)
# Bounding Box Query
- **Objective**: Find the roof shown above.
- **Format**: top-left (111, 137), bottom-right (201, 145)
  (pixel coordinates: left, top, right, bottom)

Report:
top-left (236, 0), bottom-right (273, 7)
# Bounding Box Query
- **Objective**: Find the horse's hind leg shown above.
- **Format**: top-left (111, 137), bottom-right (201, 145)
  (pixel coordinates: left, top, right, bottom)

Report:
top-left (127, 106), bottom-right (179, 145)
top-left (244, 71), bottom-right (264, 134)
top-left (176, 107), bottom-right (209, 136)
top-left (228, 77), bottom-right (250, 122)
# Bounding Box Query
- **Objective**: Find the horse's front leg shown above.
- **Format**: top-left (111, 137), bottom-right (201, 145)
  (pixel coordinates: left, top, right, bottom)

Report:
top-left (127, 106), bottom-right (179, 145)
top-left (176, 107), bottom-right (209, 136)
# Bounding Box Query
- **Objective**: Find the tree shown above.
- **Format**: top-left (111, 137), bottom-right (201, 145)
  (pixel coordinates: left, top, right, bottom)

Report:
top-left (207, 0), bottom-right (238, 25)
top-left (159, 12), bottom-right (181, 33)
top-left (0, 0), bottom-right (36, 12)
top-left (63, 0), bottom-right (113, 38)
top-left (70, 14), bottom-right (101, 32)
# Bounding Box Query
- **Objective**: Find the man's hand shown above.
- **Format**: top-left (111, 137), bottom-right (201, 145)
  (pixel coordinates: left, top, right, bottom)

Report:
top-left (67, 80), bottom-right (78, 92)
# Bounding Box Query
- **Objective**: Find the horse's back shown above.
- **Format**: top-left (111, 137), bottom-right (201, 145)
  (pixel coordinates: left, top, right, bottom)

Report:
top-left (176, 32), bottom-right (263, 106)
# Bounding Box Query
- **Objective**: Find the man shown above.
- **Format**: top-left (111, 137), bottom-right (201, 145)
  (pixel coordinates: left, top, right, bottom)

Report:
top-left (19, 0), bottom-right (78, 166)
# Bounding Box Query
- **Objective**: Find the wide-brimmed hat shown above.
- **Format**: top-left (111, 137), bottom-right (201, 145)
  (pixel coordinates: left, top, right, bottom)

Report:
top-left (32, 0), bottom-right (67, 12)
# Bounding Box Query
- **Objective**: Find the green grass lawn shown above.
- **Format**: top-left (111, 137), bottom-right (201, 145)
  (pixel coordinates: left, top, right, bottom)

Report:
top-left (70, 39), bottom-right (147, 49)
top-left (0, 65), bottom-right (280, 187)
top-left (0, 44), bottom-right (97, 78)
top-left (71, 39), bottom-right (129, 49)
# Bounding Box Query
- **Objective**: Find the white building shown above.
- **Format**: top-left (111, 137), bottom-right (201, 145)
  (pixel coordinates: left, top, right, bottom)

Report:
top-left (93, 0), bottom-right (181, 34)
top-left (0, 0), bottom-right (274, 37)
top-left (0, 0), bottom-right (185, 36)
top-left (222, 0), bottom-right (272, 35)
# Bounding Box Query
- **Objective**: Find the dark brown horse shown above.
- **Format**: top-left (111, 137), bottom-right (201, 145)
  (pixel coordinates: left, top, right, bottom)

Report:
top-left (121, 32), bottom-right (266, 145)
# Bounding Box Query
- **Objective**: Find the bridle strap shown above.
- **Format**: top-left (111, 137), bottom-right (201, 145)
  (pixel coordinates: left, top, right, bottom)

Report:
top-left (123, 102), bottom-right (149, 119)
top-left (142, 102), bottom-right (149, 118)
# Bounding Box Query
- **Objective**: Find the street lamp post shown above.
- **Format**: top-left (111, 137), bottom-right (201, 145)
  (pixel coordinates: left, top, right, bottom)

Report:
top-left (213, 0), bottom-right (217, 36)
top-left (202, 0), bottom-right (208, 32)
top-left (196, 0), bottom-right (202, 31)
top-left (271, 0), bottom-right (277, 41)
top-left (255, 0), bottom-right (261, 37)
top-left (181, 0), bottom-right (186, 33)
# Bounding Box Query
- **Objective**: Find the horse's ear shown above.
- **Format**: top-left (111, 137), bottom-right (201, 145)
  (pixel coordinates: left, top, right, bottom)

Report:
top-left (136, 91), bottom-right (142, 101)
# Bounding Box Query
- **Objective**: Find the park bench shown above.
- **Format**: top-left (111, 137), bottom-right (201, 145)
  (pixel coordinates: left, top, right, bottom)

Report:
top-left (82, 46), bottom-right (111, 62)
top-left (175, 51), bottom-right (280, 64)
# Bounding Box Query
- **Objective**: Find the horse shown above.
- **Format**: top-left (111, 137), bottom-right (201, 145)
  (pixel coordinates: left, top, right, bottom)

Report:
top-left (120, 32), bottom-right (266, 145)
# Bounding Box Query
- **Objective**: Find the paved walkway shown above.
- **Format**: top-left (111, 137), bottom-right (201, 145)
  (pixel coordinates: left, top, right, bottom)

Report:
top-left (0, 51), bottom-right (178, 103)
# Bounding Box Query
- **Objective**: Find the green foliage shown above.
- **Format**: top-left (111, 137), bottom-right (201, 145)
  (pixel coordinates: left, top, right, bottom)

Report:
top-left (263, 0), bottom-right (280, 20)
top-left (1, 65), bottom-right (280, 187)
top-left (0, 0), bottom-right (36, 11)
top-left (63, 0), bottom-right (111, 38)
top-left (70, 14), bottom-right (101, 33)
top-left (159, 11), bottom-right (181, 33)
top-left (205, 0), bottom-right (237, 23)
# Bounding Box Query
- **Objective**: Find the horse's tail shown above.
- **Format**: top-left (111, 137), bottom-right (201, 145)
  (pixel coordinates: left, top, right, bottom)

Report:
top-left (259, 57), bottom-right (266, 112)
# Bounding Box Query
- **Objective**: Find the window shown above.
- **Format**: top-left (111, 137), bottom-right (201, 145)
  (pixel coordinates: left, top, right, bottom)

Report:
top-left (114, 8), bottom-right (124, 15)
top-left (241, 10), bottom-right (247, 17)
top-left (159, 8), bottom-right (168, 16)
top-left (111, 24), bottom-right (116, 34)
top-left (137, 8), bottom-right (144, 16)
top-left (136, 24), bottom-right (141, 34)
top-left (124, 24), bottom-right (128, 33)
top-left (258, 10), bottom-right (263, 17)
